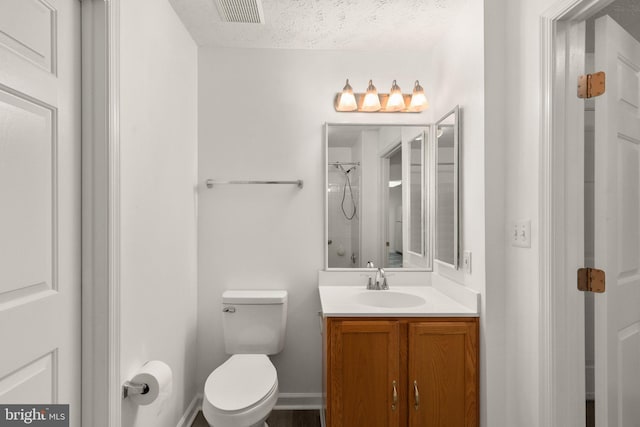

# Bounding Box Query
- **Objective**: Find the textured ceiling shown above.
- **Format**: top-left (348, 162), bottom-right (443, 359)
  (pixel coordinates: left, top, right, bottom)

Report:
top-left (168, 0), bottom-right (469, 50)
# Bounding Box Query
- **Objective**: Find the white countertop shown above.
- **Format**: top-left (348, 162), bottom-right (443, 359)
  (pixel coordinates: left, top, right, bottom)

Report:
top-left (318, 285), bottom-right (479, 317)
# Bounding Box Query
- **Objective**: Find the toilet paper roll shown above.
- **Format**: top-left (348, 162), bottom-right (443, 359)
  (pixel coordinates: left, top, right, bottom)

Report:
top-left (129, 360), bottom-right (173, 406)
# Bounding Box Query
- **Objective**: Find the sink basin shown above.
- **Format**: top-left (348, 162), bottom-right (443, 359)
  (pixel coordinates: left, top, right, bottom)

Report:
top-left (357, 291), bottom-right (426, 308)
top-left (318, 284), bottom-right (479, 316)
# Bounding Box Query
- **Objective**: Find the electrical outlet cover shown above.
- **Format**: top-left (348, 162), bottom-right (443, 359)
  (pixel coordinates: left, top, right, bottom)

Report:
top-left (463, 251), bottom-right (472, 273)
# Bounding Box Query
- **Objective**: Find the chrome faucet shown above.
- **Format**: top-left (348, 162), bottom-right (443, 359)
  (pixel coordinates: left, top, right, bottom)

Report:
top-left (366, 261), bottom-right (375, 289)
top-left (364, 262), bottom-right (388, 290)
top-left (375, 267), bottom-right (388, 290)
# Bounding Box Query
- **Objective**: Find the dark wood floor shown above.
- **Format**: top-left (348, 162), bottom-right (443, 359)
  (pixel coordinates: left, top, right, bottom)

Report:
top-left (191, 409), bottom-right (321, 427)
top-left (193, 403), bottom-right (593, 426)
top-left (586, 400), bottom-right (594, 427)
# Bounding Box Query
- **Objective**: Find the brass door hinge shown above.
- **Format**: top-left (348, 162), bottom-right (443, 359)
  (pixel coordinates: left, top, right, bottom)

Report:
top-left (578, 72), bottom-right (606, 99)
top-left (577, 268), bottom-right (606, 293)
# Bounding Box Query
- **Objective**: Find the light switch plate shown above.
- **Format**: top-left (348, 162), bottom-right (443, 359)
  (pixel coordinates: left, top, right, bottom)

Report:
top-left (512, 220), bottom-right (531, 248)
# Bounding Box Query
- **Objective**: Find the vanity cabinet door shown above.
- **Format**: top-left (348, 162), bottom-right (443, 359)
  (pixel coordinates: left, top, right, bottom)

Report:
top-left (407, 321), bottom-right (479, 427)
top-left (327, 320), bottom-right (401, 427)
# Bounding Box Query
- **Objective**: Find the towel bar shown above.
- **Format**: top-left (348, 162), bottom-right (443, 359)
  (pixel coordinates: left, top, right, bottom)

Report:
top-left (205, 179), bottom-right (303, 189)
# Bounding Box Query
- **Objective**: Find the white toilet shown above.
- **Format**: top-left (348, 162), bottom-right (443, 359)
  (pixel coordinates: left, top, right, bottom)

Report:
top-left (202, 290), bottom-right (288, 427)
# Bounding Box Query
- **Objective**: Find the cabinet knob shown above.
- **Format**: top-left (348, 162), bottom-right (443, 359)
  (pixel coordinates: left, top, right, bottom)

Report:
top-left (392, 380), bottom-right (398, 411)
top-left (414, 380), bottom-right (420, 410)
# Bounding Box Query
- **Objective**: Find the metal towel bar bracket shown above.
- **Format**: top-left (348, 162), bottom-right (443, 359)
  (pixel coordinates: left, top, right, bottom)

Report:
top-left (205, 179), bottom-right (303, 189)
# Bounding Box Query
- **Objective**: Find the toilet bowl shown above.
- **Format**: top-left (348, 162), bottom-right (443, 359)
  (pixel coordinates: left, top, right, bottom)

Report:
top-left (202, 290), bottom-right (287, 427)
top-left (203, 355), bottom-right (278, 427)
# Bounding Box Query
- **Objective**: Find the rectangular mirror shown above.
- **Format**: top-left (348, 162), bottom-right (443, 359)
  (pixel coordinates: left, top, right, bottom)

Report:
top-left (325, 123), bottom-right (432, 270)
top-left (435, 106), bottom-right (460, 269)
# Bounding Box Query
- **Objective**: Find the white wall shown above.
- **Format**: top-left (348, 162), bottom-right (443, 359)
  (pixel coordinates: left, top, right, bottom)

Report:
top-left (429, 1), bottom-right (508, 426)
top-left (197, 48), bottom-right (433, 398)
top-left (485, 0), bottom-right (560, 425)
top-left (119, 1), bottom-right (199, 426)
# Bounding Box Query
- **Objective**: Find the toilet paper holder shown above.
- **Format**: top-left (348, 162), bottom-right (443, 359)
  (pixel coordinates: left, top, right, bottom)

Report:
top-left (122, 380), bottom-right (150, 399)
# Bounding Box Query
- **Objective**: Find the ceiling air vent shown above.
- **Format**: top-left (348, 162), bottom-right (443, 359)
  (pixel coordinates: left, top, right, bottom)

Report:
top-left (214, 0), bottom-right (265, 24)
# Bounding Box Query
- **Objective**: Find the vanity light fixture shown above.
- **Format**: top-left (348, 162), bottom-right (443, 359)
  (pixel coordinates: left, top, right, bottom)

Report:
top-left (333, 79), bottom-right (428, 113)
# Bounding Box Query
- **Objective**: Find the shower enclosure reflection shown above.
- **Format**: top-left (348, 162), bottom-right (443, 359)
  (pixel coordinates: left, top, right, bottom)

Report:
top-left (325, 123), bottom-right (432, 270)
top-left (327, 160), bottom-right (361, 268)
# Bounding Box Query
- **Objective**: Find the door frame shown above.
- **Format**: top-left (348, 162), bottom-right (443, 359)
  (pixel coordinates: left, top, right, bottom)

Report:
top-left (540, 0), bottom-right (615, 426)
top-left (379, 141), bottom-right (402, 267)
top-left (81, 0), bottom-right (121, 426)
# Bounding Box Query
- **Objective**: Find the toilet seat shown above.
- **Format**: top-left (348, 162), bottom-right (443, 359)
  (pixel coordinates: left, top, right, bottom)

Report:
top-left (206, 354), bottom-right (277, 412)
top-left (203, 354), bottom-right (278, 426)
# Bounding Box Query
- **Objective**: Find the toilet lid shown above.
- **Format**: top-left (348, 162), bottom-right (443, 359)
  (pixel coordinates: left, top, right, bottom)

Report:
top-left (205, 354), bottom-right (277, 412)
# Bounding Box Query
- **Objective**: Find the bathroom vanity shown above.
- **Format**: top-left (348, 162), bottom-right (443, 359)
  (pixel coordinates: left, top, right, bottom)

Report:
top-left (319, 283), bottom-right (479, 427)
top-left (321, 108), bottom-right (475, 426)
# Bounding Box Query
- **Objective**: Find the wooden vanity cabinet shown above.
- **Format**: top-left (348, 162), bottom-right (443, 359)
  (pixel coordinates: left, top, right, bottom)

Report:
top-left (327, 320), bottom-right (401, 427)
top-left (324, 317), bottom-right (478, 427)
top-left (407, 321), bottom-right (478, 427)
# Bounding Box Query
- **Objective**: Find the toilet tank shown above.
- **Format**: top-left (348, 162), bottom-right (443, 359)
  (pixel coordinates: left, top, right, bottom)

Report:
top-left (222, 290), bottom-right (288, 355)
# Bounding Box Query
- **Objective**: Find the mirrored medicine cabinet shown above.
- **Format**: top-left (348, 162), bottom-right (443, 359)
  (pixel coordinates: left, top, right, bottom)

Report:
top-left (324, 106), bottom-right (460, 271)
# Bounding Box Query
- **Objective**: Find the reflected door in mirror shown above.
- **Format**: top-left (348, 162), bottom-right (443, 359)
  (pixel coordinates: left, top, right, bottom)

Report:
top-left (435, 106), bottom-right (460, 268)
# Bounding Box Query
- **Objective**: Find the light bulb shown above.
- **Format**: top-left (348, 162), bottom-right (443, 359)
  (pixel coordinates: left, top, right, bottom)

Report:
top-left (386, 80), bottom-right (405, 111)
top-left (336, 79), bottom-right (357, 111)
top-left (361, 80), bottom-right (381, 112)
top-left (409, 80), bottom-right (429, 112)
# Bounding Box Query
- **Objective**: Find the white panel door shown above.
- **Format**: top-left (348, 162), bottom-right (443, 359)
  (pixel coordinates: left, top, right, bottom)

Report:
top-left (594, 15), bottom-right (640, 427)
top-left (0, 0), bottom-right (81, 423)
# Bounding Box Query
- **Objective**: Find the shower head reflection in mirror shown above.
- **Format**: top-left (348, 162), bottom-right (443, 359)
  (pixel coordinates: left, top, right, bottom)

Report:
top-left (332, 162), bottom-right (359, 221)
top-left (325, 123), bottom-right (433, 270)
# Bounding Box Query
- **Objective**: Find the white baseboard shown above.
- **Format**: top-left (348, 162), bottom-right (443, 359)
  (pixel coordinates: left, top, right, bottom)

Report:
top-left (274, 393), bottom-right (323, 410)
top-left (177, 392), bottom-right (323, 425)
top-left (177, 394), bottom-right (203, 427)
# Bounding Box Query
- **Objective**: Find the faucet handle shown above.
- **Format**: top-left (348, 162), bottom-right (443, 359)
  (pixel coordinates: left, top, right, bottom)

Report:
top-left (360, 273), bottom-right (375, 289)
top-left (367, 276), bottom-right (374, 290)
top-left (381, 277), bottom-right (389, 290)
